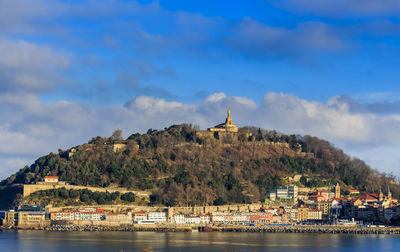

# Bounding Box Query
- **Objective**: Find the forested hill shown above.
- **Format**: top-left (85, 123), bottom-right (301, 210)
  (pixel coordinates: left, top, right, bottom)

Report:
top-left (1, 124), bottom-right (399, 206)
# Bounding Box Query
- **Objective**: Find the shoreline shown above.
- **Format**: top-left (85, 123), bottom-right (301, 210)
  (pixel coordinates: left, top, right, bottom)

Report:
top-left (2, 225), bottom-right (400, 235)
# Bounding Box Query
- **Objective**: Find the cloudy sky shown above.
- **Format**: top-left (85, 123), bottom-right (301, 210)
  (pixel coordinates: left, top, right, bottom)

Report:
top-left (1, 0), bottom-right (400, 179)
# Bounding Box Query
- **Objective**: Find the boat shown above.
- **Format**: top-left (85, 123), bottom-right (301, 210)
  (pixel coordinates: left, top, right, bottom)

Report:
top-left (198, 226), bottom-right (213, 232)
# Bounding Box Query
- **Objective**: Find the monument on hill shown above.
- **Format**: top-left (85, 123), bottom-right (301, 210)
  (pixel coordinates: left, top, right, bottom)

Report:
top-left (208, 109), bottom-right (239, 133)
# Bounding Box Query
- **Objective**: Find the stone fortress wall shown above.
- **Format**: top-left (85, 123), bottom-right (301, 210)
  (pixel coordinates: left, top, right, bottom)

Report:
top-left (23, 183), bottom-right (150, 198)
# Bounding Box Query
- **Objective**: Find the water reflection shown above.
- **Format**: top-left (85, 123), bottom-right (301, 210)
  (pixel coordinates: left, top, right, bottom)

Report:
top-left (0, 230), bottom-right (399, 252)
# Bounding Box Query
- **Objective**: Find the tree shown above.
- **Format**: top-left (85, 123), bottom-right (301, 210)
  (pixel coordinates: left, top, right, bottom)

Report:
top-left (111, 129), bottom-right (123, 142)
top-left (121, 192), bottom-right (135, 202)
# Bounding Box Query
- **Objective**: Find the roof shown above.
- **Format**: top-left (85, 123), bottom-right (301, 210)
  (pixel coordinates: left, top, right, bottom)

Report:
top-left (133, 212), bottom-right (146, 215)
top-left (354, 194), bottom-right (379, 201)
top-left (45, 176), bottom-right (58, 179)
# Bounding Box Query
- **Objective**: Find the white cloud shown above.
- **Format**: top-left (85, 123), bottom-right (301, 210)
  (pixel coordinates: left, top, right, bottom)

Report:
top-left (0, 157), bottom-right (32, 180)
top-left (1, 91), bottom-right (400, 179)
top-left (275, 0), bottom-right (400, 17)
top-left (0, 37), bottom-right (70, 93)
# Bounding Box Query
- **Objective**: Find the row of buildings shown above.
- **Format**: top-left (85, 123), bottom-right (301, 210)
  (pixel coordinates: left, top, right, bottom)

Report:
top-left (1, 205), bottom-right (326, 228)
top-left (267, 183), bottom-right (400, 224)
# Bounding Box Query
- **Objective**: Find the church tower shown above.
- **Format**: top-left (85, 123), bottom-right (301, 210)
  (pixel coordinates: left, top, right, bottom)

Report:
top-left (225, 109), bottom-right (233, 126)
top-left (388, 186), bottom-right (392, 201)
top-left (334, 183), bottom-right (340, 198)
top-left (208, 108), bottom-right (238, 133)
top-left (379, 187), bottom-right (384, 202)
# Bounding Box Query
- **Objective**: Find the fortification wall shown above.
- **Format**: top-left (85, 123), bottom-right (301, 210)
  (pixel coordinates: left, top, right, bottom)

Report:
top-left (23, 184), bottom-right (150, 198)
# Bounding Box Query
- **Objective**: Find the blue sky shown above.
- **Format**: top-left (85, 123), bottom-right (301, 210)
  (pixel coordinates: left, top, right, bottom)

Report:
top-left (1, 0), bottom-right (400, 179)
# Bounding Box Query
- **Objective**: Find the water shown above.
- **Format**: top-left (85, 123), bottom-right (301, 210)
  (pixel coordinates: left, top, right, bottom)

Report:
top-left (0, 230), bottom-right (399, 251)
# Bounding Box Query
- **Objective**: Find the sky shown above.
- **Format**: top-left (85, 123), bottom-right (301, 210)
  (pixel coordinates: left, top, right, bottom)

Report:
top-left (1, 0), bottom-right (400, 179)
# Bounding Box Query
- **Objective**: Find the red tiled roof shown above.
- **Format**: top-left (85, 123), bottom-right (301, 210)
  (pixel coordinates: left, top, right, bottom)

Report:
top-left (354, 194), bottom-right (379, 201)
top-left (45, 176), bottom-right (58, 179)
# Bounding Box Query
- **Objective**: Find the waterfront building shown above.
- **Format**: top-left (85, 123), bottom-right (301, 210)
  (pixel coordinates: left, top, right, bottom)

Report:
top-left (185, 215), bottom-right (201, 225)
top-left (17, 211), bottom-right (46, 226)
top-left (147, 212), bottom-right (167, 223)
top-left (211, 212), bottom-right (229, 224)
top-left (50, 211), bottom-right (75, 221)
top-left (297, 206), bottom-right (309, 222)
top-left (74, 210), bottom-right (103, 221)
top-left (1, 211), bottom-right (16, 226)
top-left (199, 214), bottom-right (211, 224)
top-left (105, 212), bottom-right (132, 224)
top-left (284, 207), bottom-right (299, 222)
top-left (307, 209), bottom-right (322, 220)
top-left (133, 212), bottom-right (147, 222)
top-left (173, 214), bottom-right (185, 224)
top-left (233, 213), bottom-right (249, 223)
top-left (248, 212), bottom-right (273, 224)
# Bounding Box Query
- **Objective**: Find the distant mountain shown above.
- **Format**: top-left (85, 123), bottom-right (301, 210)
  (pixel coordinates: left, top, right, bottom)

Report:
top-left (1, 123), bottom-right (399, 208)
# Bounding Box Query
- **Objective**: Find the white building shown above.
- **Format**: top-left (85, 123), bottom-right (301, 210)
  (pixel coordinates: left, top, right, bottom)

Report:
top-left (233, 213), bottom-right (249, 223)
top-left (147, 212), bottom-right (167, 223)
top-left (133, 212), bottom-right (147, 222)
top-left (308, 209), bottom-right (322, 220)
top-left (74, 211), bottom-right (102, 221)
top-left (173, 214), bottom-right (185, 224)
top-left (185, 215), bottom-right (201, 225)
top-left (199, 214), bottom-right (211, 224)
top-left (50, 211), bottom-right (74, 221)
top-left (211, 212), bottom-right (228, 224)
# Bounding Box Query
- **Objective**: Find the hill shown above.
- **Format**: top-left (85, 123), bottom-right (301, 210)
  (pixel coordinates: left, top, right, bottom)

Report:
top-left (1, 124), bottom-right (399, 209)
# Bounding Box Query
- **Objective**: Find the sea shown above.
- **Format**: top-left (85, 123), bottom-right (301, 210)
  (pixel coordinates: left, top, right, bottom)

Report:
top-left (1, 230), bottom-right (399, 251)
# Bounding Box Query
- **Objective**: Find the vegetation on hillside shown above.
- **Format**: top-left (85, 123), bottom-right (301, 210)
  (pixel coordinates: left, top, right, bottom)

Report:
top-left (24, 188), bottom-right (136, 207)
top-left (1, 124), bottom-right (398, 207)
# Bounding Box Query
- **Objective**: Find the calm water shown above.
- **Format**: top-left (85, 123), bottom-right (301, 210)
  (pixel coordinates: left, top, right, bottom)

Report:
top-left (1, 230), bottom-right (399, 252)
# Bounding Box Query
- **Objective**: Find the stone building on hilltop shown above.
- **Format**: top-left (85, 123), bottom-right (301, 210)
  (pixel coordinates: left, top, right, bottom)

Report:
top-left (208, 109), bottom-right (239, 133)
top-left (195, 108), bottom-right (250, 141)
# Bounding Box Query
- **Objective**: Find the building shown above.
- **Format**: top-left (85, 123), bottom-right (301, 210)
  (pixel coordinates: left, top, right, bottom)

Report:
top-left (184, 215), bottom-right (201, 225)
top-left (268, 185), bottom-right (298, 201)
top-left (1, 211), bottom-right (16, 226)
top-left (133, 212), bottom-right (147, 222)
top-left (211, 212), bottom-right (230, 224)
top-left (50, 211), bottom-right (75, 221)
top-left (309, 190), bottom-right (335, 201)
top-left (105, 212), bottom-right (132, 224)
top-left (348, 189), bottom-right (360, 196)
top-left (199, 214), bottom-right (211, 224)
top-left (307, 209), bottom-right (322, 220)
top-left (17, 211), bottom-right (46, 226)
top-left (173, 214), bottom-right (185, 224)
top-left (284, 207), bottom-right (299, 222)
top-left (298, 206), bottom-right (309, 222)
top-left (208, 109), bottom-right (238, 133)
top-left (147, 212), bottom-right (167, 223)
top-left (44, 176), bottom-right (59, 183)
